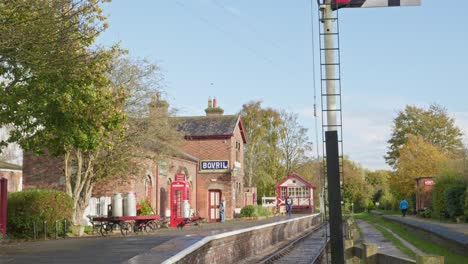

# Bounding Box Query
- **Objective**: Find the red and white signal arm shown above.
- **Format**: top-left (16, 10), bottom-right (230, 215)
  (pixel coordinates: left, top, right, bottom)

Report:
top-left (331, 0), bottom-right (421, 10)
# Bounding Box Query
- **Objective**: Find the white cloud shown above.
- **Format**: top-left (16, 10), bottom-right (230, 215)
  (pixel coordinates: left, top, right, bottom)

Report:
top-left (452, 112), bottom-right (468, 145)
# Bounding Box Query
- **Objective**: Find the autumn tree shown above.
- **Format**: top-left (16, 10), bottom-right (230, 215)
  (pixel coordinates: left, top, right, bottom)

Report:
top-left (279, 111), bottom-right (313, 175)
top-left (390, 135), bottom-right (448, 198)
top-left (0, 0), bottom-right (126, 224)
top-left (385, 104), bottom-right (463, 167)
top-left (240, 101), bottom-right (284, 198)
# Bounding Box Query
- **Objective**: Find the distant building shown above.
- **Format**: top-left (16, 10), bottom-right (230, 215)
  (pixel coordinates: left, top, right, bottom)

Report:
top-left (415, 176), bottom-right (434, 212)
top-left (0, 161), bottom-right (22, 192)
top-left (275, 173), bottom-right (315, 214)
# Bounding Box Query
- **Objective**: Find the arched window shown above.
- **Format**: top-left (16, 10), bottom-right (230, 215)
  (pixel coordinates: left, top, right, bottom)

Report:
top-left (145, 175), bottom-right (152, 201)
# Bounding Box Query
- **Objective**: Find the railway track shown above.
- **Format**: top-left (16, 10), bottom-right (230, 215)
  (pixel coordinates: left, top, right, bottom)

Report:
top-left (258, 223), bottom-right (329, 264)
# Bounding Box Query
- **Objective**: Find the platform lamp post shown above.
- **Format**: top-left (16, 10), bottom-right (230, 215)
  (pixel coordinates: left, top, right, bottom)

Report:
top-left (319, 1), bottom-right (421, 263)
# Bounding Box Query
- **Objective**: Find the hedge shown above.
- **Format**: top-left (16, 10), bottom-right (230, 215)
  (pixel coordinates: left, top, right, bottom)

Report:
top-left (7, 189), bottom-right (73, 238)
top-left (240, 205), bottom-right (271, 217)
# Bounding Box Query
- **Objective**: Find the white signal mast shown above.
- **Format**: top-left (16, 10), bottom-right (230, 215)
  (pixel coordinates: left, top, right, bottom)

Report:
top-left (319, 1), bottom-right (421, 264)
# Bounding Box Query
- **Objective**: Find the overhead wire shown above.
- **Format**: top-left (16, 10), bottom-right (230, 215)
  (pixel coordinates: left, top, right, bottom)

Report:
top-left (173, 0), bottom-right (276, 66)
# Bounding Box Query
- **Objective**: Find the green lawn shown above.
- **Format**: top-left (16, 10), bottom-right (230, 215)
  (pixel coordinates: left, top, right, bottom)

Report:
top-left (354, 213), bottom-right (468, 264)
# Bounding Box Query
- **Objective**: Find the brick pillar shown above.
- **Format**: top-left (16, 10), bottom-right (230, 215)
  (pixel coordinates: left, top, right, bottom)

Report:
top-left (363, 243), bottom-right (378, 264)
top-left (416, 255), bottom-right (444, 264)
top-left (0, 177), bottom-right (7, 236)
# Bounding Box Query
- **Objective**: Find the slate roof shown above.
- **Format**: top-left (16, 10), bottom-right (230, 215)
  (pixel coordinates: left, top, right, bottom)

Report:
top-left (174, 115), bottom-right (246, 143)
top-left (0, 161), bottom-right (22, 171)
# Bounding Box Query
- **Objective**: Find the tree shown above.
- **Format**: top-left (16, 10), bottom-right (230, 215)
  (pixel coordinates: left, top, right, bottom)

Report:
top-left (240, 101), bottom-right (284, 198)
top-left (278, 111), bottom-right (313, 175)
top-left (342, 159), bottom-right (371, 212)
top-left (94, 56), bottom-right (183, 182)
top-left (365, 170), bottom-right (394, 209)
top-left (295, 158), bottom-right (323, 208)
top-left (390, 135), bottom-right (448, 198)
top-left (385, 104), bottom-right (463, 167)
top-left (0, 0), bottom-right (126, 224)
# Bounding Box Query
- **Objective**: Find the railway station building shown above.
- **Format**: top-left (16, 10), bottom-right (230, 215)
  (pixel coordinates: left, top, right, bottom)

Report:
top-left (23, 97), bottom-right (252, 222)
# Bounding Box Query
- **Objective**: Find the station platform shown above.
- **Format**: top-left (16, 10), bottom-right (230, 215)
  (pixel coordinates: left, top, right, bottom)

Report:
top-left (0, 215), bottom-right (305, 264)
top-left (383, 214), bottom-right (468, 253)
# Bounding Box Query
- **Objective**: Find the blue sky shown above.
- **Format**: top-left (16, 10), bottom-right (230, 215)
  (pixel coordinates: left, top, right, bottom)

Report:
top-left (97, 1), bottom-right (468, 170)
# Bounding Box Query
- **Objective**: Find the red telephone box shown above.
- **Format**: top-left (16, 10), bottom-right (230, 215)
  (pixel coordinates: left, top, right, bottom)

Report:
top-left (170, 179), bottom-right (190, 227)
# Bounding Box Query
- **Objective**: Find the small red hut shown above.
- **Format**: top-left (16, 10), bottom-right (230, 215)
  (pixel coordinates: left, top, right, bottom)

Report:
top-left (415, 177), bottom-right (434, 212)
top-left (275, 173), bottom-right (315, 213)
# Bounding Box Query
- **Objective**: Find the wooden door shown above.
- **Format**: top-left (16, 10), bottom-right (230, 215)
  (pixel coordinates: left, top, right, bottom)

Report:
top-left (208, 190), bottom-right (221, 222)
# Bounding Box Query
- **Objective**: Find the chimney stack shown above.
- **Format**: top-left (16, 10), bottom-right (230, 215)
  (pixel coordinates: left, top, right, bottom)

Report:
top-left (204, 96), bottom-right (224, 116)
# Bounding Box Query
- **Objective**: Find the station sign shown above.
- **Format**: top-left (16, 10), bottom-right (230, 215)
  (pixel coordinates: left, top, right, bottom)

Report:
top-left (199, 160), bottom-right (230, 173)
top-left (424, 179), bottom-right (434, 186)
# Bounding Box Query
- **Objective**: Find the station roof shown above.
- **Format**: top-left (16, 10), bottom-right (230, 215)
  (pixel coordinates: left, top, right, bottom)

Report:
top-left (0, 161), bottom-right (22, 171)
top-left (174, 115), bottom-right (247, 143)
top-left (275, 173), bottom-right (315, 189)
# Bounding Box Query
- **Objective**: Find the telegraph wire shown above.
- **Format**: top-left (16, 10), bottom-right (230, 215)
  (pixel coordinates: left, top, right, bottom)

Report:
top-left (173, 0), bottom-right (276, 66)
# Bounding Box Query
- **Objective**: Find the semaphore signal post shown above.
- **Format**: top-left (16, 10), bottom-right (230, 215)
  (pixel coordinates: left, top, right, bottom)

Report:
top-left (318, 1), bottom-right (421, 263)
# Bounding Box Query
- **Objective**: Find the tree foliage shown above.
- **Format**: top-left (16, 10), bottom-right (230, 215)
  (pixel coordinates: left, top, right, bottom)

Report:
top-left (240, 101), bottom-right (284, 197)
top-left (365, 170), bottom-right (391, 204)
top-left (342, 159), bottom-right (372, 212)
top-left (0, 0), bottom-right (127, 224)
top-left (94, 57), bottom-right (182, 182)
top-left (385, 104), bottom-right (463, 167)
top-left (390, 135), bottom-right (448, 198)
top-left (432, 170), bottom-right (465, 218)
top-left (279, 111), bottom-right (313, 175)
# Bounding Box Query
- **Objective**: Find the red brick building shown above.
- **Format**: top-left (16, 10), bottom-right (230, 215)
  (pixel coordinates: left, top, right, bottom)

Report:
top-left (23, 97), bottom-right (252, 222)
top-left (175, 98), bottom-right (248, 221)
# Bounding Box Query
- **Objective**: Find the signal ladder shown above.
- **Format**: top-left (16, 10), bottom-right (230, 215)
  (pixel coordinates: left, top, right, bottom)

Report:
top-left (317, 2), bottom-right (345, 263)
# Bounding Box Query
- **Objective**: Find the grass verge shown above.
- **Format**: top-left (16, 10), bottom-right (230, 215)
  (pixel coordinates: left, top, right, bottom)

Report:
top-left (355, 213), bottom-right (468, 264)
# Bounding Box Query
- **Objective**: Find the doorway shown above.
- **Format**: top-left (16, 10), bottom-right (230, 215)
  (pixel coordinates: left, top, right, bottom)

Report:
top-left (208, 190), bottom-right (221, 222)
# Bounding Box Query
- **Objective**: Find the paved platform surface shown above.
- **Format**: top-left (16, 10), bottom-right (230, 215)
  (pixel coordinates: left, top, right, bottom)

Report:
top-left (383, 214), bottom-right (468, 248)
top-left (0, 215), bottom-right (300, 264)
top-left (356, 219), bottom-right (412, 260)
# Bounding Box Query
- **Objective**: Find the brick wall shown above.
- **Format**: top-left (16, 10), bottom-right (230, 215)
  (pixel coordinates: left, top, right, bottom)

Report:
top-left (23, 152), bottom-right (64, 190)
top-left (93, 156), bottom-right (197, 216)
top-left (163, 214), bottom-right (322, 264)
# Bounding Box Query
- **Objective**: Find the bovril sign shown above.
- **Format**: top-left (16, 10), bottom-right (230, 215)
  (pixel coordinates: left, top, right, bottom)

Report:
top-left (200, 160), bottom-right (229, 172)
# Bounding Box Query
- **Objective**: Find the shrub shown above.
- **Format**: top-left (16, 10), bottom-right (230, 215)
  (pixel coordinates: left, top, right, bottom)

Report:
top-left (138, 199), bottom-right (154, 216)
top-left (240, 205), bottom-right (270, 217)
top-left (420, 207), bottom-right (432, 218)
top-left (240, 205), bottom-right (255, 217)
top-left (445, 185), bottom-right (466, 219)
top-left (432, 171), bottom-right (464, 218)
top-left (7, 189), bottom-right (73, 238)
top-left (464, 189), bottom-right (468, 217)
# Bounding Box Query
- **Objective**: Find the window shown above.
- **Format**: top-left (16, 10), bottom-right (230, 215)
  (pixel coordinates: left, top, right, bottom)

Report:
top-left (235, 141), bottom-right (240, 162)
top-left (281, 187), bottom-right (287, 198)
top-left (159, 160), bottom-right (168, 176)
